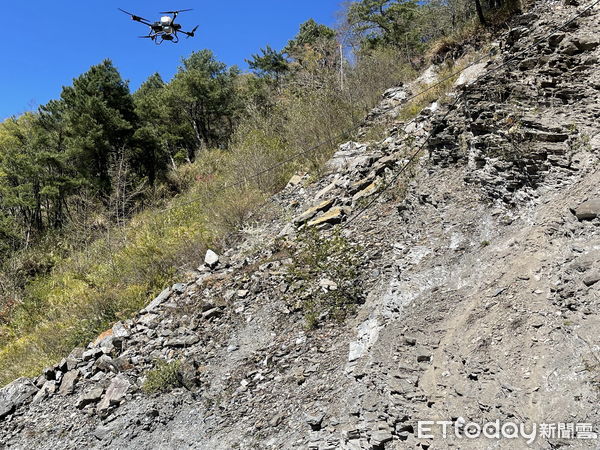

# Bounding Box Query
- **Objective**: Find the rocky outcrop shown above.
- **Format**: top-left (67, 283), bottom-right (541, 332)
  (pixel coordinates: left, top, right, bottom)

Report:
top-left (1, 2), bottom-right (600, 449)
top-left (428, 8), bottom-right (600, 204)
top-left (0, 378), bottom-right (37, 420)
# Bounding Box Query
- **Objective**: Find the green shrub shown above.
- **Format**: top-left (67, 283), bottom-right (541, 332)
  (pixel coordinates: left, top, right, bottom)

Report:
top-left (142, 360), bottom-right (182, 394)
top-left (286, 227), bottom-right (364, 329)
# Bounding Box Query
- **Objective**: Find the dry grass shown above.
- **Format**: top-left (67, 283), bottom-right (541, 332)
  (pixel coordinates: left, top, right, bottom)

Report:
top-left (0, 145), bottom-right (295, 386)
top-left (396, 63), bottom-right (462, 122)
top-left (142, 360), bottom-right (183, 394)
top-left (426, 21), bottom-right (485, 64)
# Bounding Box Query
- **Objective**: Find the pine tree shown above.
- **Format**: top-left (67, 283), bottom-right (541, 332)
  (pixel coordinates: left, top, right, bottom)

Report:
top-left (0, 113), bottom-right (81, 251)
top-left (134, 73), bottom-right (193, 168)
top-left (54, 59), bottom-right (139, 196)
top-left (346, 0), bottom-right (423, 62)
top-left (167, 50), bottom-right (240, 157)
top-left (284, 19), bottom-right (337, 60)
top-left (247, 45), bottom-right (289, 83)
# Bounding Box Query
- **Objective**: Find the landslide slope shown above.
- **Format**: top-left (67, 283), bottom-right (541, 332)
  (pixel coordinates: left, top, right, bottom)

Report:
top-left (1, 1), bottom-right (600, 449)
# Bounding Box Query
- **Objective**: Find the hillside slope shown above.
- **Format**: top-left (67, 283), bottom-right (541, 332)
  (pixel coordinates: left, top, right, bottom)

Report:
top-left (1, 1), bottom-right (600, 449)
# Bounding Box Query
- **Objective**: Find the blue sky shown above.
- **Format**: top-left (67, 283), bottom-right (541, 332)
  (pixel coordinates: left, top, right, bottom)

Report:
top-left (1, 1), bottom-right (343, 120)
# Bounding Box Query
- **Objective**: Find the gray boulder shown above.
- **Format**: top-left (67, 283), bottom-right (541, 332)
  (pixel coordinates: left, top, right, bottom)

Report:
top-left (32, 380), bottom-right (57, 404)
top-left (97, 375), bottom-right (131, 413)
top-left (58, 370), bottom-right (79, 396)
top-left (76, 386), bottom-right (105, 409)
top-left (143, 287), bottom-right (172, 313)
top-left (583, 271), bottom-right (600, 287)
top-left (0, 377), bottom-right (38, 419)
top-left (574, 199), bottom-right (600, 221)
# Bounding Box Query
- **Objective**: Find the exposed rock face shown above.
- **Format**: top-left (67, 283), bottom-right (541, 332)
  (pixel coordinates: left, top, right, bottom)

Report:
top-left (1, 2), bottom-right (600, 449)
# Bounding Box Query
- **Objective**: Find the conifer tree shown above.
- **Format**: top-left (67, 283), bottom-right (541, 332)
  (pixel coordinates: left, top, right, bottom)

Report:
top-left (134, 73), bottom-right (193, 168)
top-left (55, 59), bottom-right (139, 195)
top-left (167, 50), bottom-right (240, 156)
top-left (247, 45), bottom-right (289, 83)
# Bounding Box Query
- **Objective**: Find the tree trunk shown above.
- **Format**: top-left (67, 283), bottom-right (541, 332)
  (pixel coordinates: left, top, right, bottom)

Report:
top-left (474, 0), bottom-right (488, 26)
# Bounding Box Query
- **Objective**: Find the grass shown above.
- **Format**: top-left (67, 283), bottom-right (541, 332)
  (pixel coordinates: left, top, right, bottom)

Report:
top-left (0, 149), bottom-right (296, 387)
top-left (142, 360), bottom-right (183, 394)
top-left (0, 193), bottom-right (211, 385)
top-left (285, 227), bottom-right (364, 329)
top-left (426, 1), bottom-right (521, 65)
top-left (397, 60), bottom-right (468, 122)
top-left (361, 120), bottom-right (392, 143)
top-left (426, 20), bottom-right (484, 64)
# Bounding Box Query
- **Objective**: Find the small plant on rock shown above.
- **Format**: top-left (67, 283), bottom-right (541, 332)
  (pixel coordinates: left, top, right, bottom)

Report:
top-left (285, 226), bottom-right (365, 329)
top-left (142, 359), bottom-right (182, 394)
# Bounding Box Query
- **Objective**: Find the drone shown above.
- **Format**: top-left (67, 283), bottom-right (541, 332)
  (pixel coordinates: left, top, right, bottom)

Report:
top-left (119, 8), bottom-right (198, 44)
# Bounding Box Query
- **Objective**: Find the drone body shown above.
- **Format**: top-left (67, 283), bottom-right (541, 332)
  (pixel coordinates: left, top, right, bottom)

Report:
top-left (119, 8), bottom-right (198, 44)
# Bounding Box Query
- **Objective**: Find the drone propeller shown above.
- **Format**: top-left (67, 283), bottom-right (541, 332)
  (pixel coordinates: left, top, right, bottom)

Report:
top-left (118, 8), bottom-right (151, 23)
top-left (138, 35), bottom-right (155, 39)
top-left (180, 25), bottom-right (199, 38)
top-left (159, 9), bottom-right (193, 14)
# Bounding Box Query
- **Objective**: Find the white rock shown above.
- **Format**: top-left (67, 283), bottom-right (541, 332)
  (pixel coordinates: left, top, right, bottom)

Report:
top-left (204, 249), bottom-right (220, 268)
top-left (319, 279), bottom-right (338, 291)
top-left (455, 62), bottom-right (488, 88)
top-left (112, 321), bottom-right (131, 338)
top-left (286, 174), bottom-right (304, 187)
top-left (416, 64), bottom-right (438, 85)
top-left (348, 318), bottom-right (381, 362)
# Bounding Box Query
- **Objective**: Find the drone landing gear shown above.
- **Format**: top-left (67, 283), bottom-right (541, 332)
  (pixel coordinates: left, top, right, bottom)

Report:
top-left (138, 33), bottom-right (181, 45)
top-left (159, 34), bottom-right (179, 44)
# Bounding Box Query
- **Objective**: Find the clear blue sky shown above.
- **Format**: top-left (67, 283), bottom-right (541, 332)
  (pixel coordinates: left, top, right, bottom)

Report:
top-left (2, 1), bottom-right (343, 120)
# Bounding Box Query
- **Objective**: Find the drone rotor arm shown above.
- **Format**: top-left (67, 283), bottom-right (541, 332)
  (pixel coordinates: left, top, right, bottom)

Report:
top-left (118, 8), bottom-right (152, 25)
top-left (180, 25), bottom-right (199, 38)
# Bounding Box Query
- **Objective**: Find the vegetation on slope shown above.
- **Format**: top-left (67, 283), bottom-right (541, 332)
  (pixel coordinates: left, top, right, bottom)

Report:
top-left (0, 0), bottom-right (521, 385)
